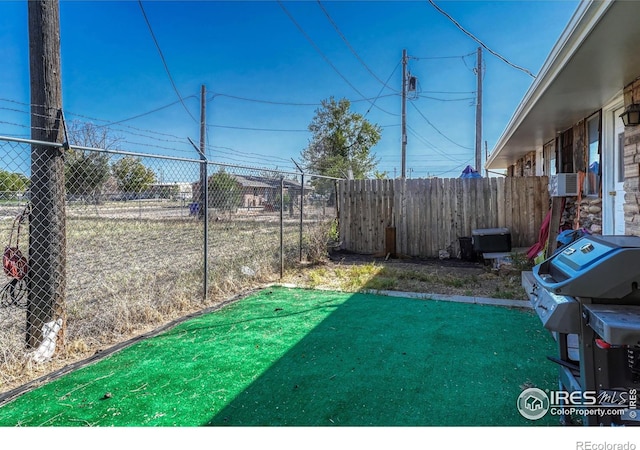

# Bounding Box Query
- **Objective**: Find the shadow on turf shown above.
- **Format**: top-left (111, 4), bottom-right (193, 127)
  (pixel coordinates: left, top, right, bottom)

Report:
top-left (206, 290), bottom-right (558, 427)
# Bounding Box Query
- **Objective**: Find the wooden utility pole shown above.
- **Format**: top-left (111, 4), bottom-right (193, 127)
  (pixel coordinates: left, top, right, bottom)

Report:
top-left (484, 140), bottom-right (489, 178)
top-left (475, 47), bottom-right (483, 173)
top-left (401, 49), bottom-right (408, 179)
top-left (27, 0), bottom-right (66, 347)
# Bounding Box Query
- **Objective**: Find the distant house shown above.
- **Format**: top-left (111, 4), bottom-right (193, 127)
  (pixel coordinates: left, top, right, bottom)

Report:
top-left (486, 0), bottom-right (640, 237)
top-left (191, 173), bottom-right (311, 209)
top-left (148, 182), bottom-right (192, 200)
top-left (232, 175), bottom-right (273, 207)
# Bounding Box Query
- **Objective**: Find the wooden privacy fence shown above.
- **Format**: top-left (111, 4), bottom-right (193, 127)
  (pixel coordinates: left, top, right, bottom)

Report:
top-left (338, 176), bottom-right (550, 258)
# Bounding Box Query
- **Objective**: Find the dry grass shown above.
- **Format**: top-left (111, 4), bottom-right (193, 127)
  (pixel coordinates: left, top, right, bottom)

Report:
top-left (284, 257), bottom-right (529, 300)
top-left (0, 208), bottom-right (334, 395)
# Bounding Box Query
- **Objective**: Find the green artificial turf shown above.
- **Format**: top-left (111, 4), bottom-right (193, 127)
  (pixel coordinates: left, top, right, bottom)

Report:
top-left (0, 286), bottom-right (558, 426)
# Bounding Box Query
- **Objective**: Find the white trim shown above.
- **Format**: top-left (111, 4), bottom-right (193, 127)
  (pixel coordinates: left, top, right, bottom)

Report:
top-left (601, 96), bottom-right (624, 234)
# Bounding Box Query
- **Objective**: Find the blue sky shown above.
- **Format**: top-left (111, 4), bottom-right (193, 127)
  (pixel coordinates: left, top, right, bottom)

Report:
top-left (1, 0), bottom-right (580, 179)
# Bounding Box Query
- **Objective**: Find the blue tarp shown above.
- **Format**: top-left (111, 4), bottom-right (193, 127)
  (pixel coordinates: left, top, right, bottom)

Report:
top-left (460, 165), bottom-right (482, 179)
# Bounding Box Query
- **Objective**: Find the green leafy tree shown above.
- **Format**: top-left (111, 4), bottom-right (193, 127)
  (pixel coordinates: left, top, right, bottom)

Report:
top-left (301, 97), bottom-right (381, 194)
top-left (112, 156), bottom-right (156, 194)
top-left (0, 170), bottom-right (29, 199)
top-left (207, 170), bottom-right (241, 211)
top-left (65, 122), bottom-right (117, 202)
top-left (65, 152), bottom-right (110, 200)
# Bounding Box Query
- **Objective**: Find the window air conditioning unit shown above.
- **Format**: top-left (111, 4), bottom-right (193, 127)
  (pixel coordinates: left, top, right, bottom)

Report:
top-left (549, 173), bottom-right (579, 197)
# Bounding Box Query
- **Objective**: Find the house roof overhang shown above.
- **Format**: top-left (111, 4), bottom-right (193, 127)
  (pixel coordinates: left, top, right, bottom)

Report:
top-left (486, 0), bottom-right (640, 170)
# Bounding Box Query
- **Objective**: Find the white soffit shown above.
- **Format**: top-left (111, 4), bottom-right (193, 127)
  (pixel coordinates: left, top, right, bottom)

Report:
top-left (487, 0), bottom-right (640, 170)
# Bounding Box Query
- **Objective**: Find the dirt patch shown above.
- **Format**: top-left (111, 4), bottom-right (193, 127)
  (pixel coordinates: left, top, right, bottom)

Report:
top-left (285, 250), bottom-right (531, 300)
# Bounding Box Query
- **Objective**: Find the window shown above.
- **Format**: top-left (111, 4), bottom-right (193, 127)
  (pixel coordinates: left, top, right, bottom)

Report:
top-left (543, 139), bottom-right (556, 176)
top-left (584, 113), bottom-right (601, 196)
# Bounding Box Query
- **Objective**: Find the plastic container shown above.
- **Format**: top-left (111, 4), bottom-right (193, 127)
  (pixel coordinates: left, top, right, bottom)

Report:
top-left (458, 237), bottom-right (477, 261)
top-left (471, 228), bottom-right (512, 253)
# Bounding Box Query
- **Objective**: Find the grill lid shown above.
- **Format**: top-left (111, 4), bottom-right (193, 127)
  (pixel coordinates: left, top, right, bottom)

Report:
top-left (533, 235), bottom-right (640, 299)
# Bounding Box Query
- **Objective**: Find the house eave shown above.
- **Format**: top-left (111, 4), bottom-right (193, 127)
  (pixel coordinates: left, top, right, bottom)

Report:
top-left (486, 0), bottom-right (637, 171)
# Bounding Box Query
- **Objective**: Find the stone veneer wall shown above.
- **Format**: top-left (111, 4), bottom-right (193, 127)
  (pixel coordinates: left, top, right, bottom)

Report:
top-left (577, 197), bottom-right (602, 234)
top-left (623, 79), bottom-right (640, 236)
top-left (559, 197), bottom-right (602, 235)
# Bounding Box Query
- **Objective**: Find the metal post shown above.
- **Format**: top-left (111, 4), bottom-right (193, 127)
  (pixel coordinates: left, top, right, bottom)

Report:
top-left (334, 180), bottom-right (340, 222)
top-left (280, 176), bottom-right (284, 279)
top-left (200, 85), bottom-right (208, 301)
top-left (290, 158), bottom-right (305, 263)
top-left (202, 158), bottom-right (208, 300)
top-left (189, 84), bottom-right (208, 301)
top-left (299, 173), bottom-right (304, 263)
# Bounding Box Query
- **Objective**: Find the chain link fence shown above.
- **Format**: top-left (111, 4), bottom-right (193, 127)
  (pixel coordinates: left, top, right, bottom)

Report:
top-left (0, 136), bottom-right (340, 394)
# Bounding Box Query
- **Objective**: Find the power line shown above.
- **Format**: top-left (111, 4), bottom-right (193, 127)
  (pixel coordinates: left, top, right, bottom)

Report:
top-left (353, 93), bottom-right (399, 104)
top-left (277, 0), bottom-right (397, 117)
top-left (95, 96), bottom-right (197, 128)
top-left (409, 102), bottom-right (473, 150)
top-left (406, 125), bottom-right (471, 164)
top-left (416, 95), bottom-right (475, 102)
top-left (316, 0), bottom-right (398, 93)
top-left (3, 89), bottom-right (398, 142)
top-left (208, 92), bottom-right (399, 106)
top-left (119, 139), bottom-right (192, 154)
top-left (429, 159), bottom-right (474, 177)
top-left (63, 112), bottom-right (188, 141)
top-left (207, 123), bottom-right (309, 133)
top-left (426, 0), bottom-right (536, 79)
top-left (209, 93), bottom-right (321, 106)
top-left (206, 144), bottom-right (293, 164)
top-left (137, 0), bottom-right (198, 122)
top-left (0, 102), bottom-right (299, 167)
top-left (0, 97), bottom-right (196, 132)
top-left (1, 96), bottom-right (308, 142)
top-left (421, 90), bottom-right (475, 94)
top-left (362, 60), bottom-right (402, 119)
top-left (0, 119), bottom-right (31, 129)
top-left (410, 51), bottom-right (475, 60)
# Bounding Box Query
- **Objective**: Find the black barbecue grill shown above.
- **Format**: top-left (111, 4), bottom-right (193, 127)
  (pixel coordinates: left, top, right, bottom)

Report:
top-left (531, 234), bottom-right (640, 426)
